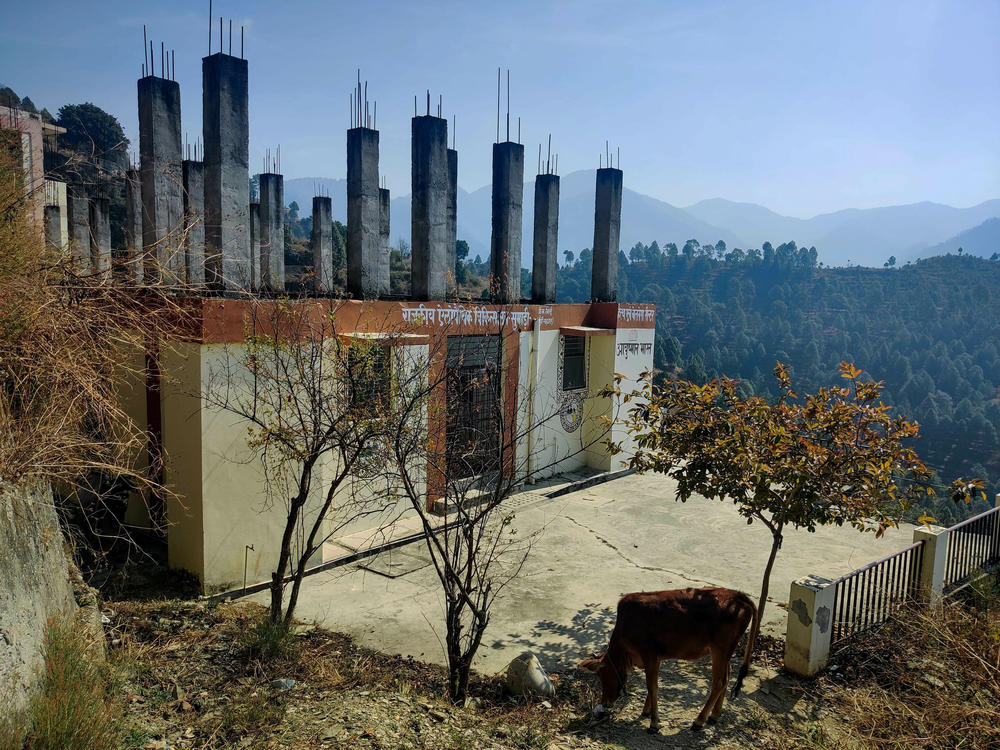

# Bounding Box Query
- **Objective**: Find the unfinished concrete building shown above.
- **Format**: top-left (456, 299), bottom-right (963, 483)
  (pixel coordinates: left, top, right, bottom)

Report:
top-left (591, 166), bottom-right (623, 302)
top-left (378, 187), bottom-right (391, 295)
top-left (410, 112), bottom-right (449, 300)
top-left (446, 147), bottom-right (458, 295)
top-left (532, 172), bottom-right (560, 303)
top-left (88, 193), bottom-right (111, 279)
top-left (202, 51), bottom-right (250, 289)
top-left (249, 200), bottom-right (260, 289)
top-left (138, 73), bottom-right (184, 284)
top-left (65, 184), bottom-right (90, 273)
top-left (257, 172), bottom-right (284, 291)
top-left (124, 168), bottom-right (144, 283)
top-left (182, 159), bottom-right (206, 285)
top-left (311, 195), bottom-right (334, 292)
top-left (347, 126), bottom-right (381, 298)
top-left (102, 44), bottom-right (646, 595)
top-left (490, 140), bottom-right (524, 303)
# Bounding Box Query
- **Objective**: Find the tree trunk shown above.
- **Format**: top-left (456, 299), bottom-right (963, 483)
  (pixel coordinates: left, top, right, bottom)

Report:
top-left (750, 527), bottom-right (783, 647)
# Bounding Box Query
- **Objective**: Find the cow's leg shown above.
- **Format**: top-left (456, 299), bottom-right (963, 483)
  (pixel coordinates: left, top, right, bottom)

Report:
top-left (644, 659), bottom-right (661, 733)
top-left (708, 662), bottom-right (731, 723)
top-left (693, 649), bottom-right (728, 730)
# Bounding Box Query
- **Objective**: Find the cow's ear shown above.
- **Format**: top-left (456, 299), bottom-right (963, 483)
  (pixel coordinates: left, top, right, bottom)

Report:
top-left (579, 658), bottom-right (601, 673)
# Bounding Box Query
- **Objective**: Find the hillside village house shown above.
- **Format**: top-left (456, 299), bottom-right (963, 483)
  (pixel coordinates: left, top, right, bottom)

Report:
top-left (5, 40), bottom-right (652, 593)
top-left (123, 298), bottom-right (654, 592)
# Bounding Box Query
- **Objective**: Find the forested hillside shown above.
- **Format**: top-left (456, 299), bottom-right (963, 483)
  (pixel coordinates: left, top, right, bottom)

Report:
top-left (551, 241), bottom-right (1000, 523)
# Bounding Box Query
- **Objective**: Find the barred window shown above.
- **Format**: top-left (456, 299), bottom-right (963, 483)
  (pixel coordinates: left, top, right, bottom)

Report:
top-left (563, 336), bottom-right (586, 390)
top-left (347, 343), bottom-right (390, 410)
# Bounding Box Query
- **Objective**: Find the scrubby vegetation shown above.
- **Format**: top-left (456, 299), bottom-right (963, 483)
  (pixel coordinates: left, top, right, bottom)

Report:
top-left (818, 577), bottom-right (1000, 749)
top-left (0, 621), bottom-right (125, 750)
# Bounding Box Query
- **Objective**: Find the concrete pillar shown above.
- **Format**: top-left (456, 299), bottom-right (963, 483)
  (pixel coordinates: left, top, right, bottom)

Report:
top-left (784, 575), bottom-right (836, 676)
top-left (258, 173), bottom-right (284, 291)
top-left (138, 75), bottom-right (183, 284)
top-left (490, 141), bottom-right (524, 303)
top-left (65, 184), bottom-right (90, 274)
top-left (88, 196), bottom-right (111, 278)
top-left (203, 53), bottom-right (250, 289)
top-left (311, 195), bottom-right (333, 292)
top-left (347, 127), bottom-right (381, 298)
top-left (249, 201), bottom-right (260, 290)
top-left (182, 160), bottom-right (205, 286)
top-left (125, 168), bottom-right (143, 283)
top-left (44, 205), bottom-right (62, 251)
top-left (913, 525), bottom-right (949, 606)
top-left (378, 187), bottom-right (391, 295)
top-left (531, 174), bottom-right (560, 303)
top-left (410, 115), bottom-right (448, 300)
top-left (591, 167), bottom-right (623, 302)
top-left (446, 148), bottom-right (458, 294)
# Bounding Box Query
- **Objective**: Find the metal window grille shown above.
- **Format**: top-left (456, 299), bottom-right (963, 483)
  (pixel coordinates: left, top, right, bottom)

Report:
top-left (563, 336), bottom-right (586, 390)
top-left (348, 343), bottom-right (390, 410)
top-left (446, 335), bottom-right (501, 480)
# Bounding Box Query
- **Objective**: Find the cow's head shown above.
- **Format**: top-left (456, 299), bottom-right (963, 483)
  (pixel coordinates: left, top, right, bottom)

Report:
top-left (579, 653), bottom-right (626, 716)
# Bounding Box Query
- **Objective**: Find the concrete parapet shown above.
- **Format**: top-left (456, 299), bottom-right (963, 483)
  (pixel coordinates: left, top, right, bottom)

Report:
top-left (138, 75), bottom-right (183, 284)
top-left (490, 141), bottom-right (524, 303)
top-left (913, 524), bottom-right (949, 606)
top-left (258, 173), bottom-right (284, 291)
top-left (347, 127), bottom-right (381, 298)
top-left (532, 174), bottom-right (559, 303)
top-left (410, 115), bottom-right (448, 300)
top-left (591, 167), bottom-right (622, 302)
top-left (203, 53), bottom-right (250, 289)
top-left (378, 187), bottom-right (391, 295)
top-left (784, 575), bottom-right (836, 677)
top-left (311, 195), bottom-right (334, 292)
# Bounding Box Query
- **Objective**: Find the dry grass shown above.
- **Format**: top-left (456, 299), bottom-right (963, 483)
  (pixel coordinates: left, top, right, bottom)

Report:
top-left (821, 580), bottom-right (1000, 749)
top-left (0, 619), bottom-right (126, 750)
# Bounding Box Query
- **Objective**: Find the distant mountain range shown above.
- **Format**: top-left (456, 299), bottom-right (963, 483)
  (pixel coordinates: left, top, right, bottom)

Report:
top-left (283, 174), bottom-right (999, 269)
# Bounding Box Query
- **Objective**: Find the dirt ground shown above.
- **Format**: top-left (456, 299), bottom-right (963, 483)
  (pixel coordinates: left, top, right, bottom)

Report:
top-left (104, 599), bottom-right (838, 750)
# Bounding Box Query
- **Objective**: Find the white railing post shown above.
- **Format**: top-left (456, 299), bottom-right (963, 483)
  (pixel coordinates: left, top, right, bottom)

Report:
top-left (913, 524), bottom-right (949, 606)
top-left (784, 574), bottom-right (836, 677)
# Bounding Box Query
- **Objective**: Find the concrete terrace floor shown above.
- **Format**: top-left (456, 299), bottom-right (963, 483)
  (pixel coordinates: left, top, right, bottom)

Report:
top-left (252, 472), bottom-right (916, 676)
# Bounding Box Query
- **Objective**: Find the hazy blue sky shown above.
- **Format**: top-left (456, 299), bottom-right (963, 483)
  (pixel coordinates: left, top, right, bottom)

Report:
top-left (2, 0), bottom-right (998, 217)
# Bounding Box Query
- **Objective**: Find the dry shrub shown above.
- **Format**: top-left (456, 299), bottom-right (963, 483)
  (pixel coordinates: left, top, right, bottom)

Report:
top-left (826, 587), bottom-right (1000, 749)
top-left (0, 132), bottom-right (193, 566)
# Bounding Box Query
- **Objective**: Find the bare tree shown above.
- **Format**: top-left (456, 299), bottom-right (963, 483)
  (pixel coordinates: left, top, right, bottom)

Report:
top-left (383, 309), bottom-right (620, 702)
top-left (201, 299), bottom-right (406, 627)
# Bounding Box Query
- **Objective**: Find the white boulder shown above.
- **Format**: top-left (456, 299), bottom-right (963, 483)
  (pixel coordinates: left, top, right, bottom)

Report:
top-left (505, 651), bottom-right (555, 697)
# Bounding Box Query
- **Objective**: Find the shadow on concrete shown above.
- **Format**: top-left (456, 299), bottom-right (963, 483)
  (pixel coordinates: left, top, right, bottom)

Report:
top-left (490, 602), bottom-right (618, 672)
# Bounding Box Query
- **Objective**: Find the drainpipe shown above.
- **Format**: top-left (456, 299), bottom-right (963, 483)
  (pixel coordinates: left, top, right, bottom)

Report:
top-left (525, 316), bottom-right (540, 483)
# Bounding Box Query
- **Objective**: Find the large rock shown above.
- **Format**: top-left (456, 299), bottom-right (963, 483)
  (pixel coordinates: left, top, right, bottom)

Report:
top-left (505, 651), bottom-right (555, 697)
top-left (0, 482), bottom-right (78, 720)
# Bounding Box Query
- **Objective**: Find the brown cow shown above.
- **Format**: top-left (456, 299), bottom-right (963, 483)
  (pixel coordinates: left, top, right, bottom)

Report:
top-left (579, 587), bottom-right (757, 733)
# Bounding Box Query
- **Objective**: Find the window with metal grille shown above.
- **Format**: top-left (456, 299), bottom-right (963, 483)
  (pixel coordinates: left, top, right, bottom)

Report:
top-left (563, 336), bottom-right (586, 390)
top-left (347, 342), bottom-right (390, 410)
top-left (446, 336), bottom-right (501, 480)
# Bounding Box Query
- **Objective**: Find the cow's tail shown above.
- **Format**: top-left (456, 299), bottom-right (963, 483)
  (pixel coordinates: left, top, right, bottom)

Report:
top-left (730, 597), bottom-right (759, 699)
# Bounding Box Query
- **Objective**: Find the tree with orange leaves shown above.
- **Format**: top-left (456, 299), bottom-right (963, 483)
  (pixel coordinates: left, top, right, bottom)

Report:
top-left (603, 362), bottom-right (984, 660)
